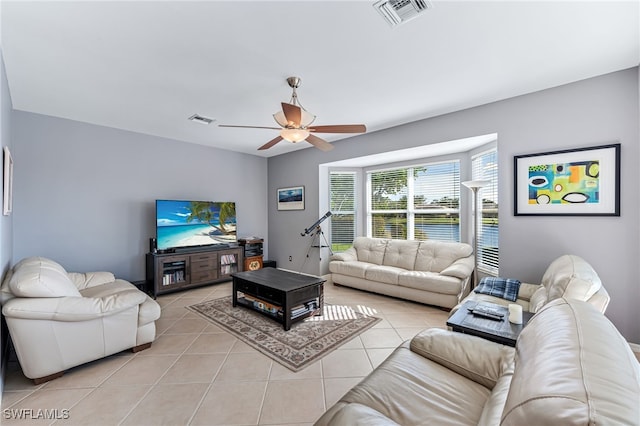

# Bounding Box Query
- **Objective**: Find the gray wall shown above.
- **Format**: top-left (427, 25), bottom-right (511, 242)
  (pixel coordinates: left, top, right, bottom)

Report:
top-left (0, 52), bottom-right (11, 279)
top-left (0, 48), bottom-right (14, 397)
top-left (12, 112), bottom-right (268, 281)
top-left (268, 67), bottom-right (640, 343)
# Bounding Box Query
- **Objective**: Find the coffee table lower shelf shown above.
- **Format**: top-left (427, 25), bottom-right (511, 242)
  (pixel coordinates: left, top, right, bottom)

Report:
top-left (446, 301), bottom-right (533, 347)
top-left (231, 268), bottom-right (325, 331)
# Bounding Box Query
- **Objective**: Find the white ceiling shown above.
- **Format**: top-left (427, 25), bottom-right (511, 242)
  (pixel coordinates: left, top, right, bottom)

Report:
top-left (1, 1), bottom-right (638, 158)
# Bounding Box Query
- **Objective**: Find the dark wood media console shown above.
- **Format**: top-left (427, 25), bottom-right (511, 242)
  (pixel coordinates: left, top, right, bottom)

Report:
top-left (146, 246), bottom-right (243, 297)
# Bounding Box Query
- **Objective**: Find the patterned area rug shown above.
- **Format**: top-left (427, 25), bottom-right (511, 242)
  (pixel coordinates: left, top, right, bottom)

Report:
top-left (187, 296), bottom-right (381, 371)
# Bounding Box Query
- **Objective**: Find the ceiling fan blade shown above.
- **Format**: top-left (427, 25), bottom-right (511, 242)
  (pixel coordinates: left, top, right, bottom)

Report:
top-left (308, 124), bottom-right (366, 133)
top-left (258, 135), bottom-right (283, 151)
top-left (281, 102), bottom-right (302, 127)
top-left (305, 134), bottom-right (334, 151)
top-left (219, 124), bottom-right (282, 130)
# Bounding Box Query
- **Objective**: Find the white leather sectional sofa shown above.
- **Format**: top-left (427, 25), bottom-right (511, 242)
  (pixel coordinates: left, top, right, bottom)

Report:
top-left (0, 257), bottom-right (161, 383)
top-left (315, 297), bottom-right (640, 425)
top-left (329, 237), bottom-right (474, 309)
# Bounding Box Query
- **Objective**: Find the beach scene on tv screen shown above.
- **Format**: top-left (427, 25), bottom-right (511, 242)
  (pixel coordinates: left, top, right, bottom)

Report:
top-left (157, 200), bottom-right (237, 250)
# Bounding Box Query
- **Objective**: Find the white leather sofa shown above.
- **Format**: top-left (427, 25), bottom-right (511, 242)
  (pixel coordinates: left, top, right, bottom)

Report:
top-left (454, 254), bottom-right (610, 314)
top-left (329, 237), bottom-right (474, 309)
top-left (0, 257), bottom-right (161, 384)
top-left (315, 297), bottom-right (640, 425)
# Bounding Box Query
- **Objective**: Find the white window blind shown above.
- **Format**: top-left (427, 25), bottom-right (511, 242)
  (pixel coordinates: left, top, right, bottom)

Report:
top-left (369, 168), bottom-right (408, 239)
top-left (413, 161), bottom-right (460, 241)
top-left (472, 149), bottom-right (499, 273)
top-left (367, 161), bottom-right (460, 242)
top-left (329, 172), bottom-right (356, 251)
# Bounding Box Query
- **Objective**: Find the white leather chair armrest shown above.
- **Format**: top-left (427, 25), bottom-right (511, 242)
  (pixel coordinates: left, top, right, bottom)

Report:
top-left (440, 256), bottom-right (474, 279)
top-left (331, 247), bottom-right (357, 262)
top-left (516, 283), bottom-right (540, 302)
top-left (2, 290), bottom-right (146, 321)
top-left (410, 328), bottom-right (514, 389)
top-left (68, 272), bottom-right (117, 290)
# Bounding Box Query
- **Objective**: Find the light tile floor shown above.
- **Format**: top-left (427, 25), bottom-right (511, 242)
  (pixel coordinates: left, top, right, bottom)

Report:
top-left (1, 280), bottom-right (449, 425)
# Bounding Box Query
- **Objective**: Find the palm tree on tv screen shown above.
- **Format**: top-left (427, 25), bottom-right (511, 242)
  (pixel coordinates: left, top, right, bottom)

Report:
top-left (185, 201), bottom-right (236, 235)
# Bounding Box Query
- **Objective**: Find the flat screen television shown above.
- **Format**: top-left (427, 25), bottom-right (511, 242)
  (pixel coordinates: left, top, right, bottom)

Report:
top-left (156, 200), bottom-right (237, 252)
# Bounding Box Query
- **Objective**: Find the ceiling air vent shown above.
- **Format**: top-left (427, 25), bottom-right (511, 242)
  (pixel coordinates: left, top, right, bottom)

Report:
top-left (373, 0), bottom-right (433, 27)
top-left (188, 114), bottom-right (215, 125)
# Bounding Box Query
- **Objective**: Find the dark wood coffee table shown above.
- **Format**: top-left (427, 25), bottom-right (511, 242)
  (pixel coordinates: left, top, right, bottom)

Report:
top-left (231, 267), bottom-right (325, 331)
top-left (446, 300), bottom-right (534, 347)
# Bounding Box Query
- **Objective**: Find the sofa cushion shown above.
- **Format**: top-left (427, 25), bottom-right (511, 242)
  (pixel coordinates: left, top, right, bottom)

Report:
top-left (329, 260), bottom-right (372, 279)
top-left (501, 298), bottom-right (640, 425)
top-left (414, 240), bottom-right (473, 273)
top-left (364, 265), bottom-right (405, 285)
top-left (477, 368), bottom-right (514, 426)
top-left (398, 271), bottom-right (462, 295)
top-left (382, 240), bottom-right (419, 270)
top-left (353, 237), bottom-right (387, 265)
top-left (335, 342), bottom-right (491, 425)
top-left (328, 403), bottom-right (400, 426)
top-left (541, 254), bottom-right (602, 303)
top-left (9, 257), bottom-right (81, 298)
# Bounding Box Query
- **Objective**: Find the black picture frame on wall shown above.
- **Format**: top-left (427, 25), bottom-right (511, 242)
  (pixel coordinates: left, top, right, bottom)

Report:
top-left (3, 146), bottom-right (13, 216)
top-left (514, 143), bottom-right (620, 216)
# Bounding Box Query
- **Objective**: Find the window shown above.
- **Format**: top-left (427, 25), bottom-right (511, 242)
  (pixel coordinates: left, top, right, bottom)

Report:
top-left (472, 149), bottom-right (499, 273)
top-left (329, 172), bottom-right (356, 251)
top-left (367, 161), bottom-right (460, 241)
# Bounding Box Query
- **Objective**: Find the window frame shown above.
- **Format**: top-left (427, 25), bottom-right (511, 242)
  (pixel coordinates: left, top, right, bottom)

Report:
top-left (366, 160), bottom-right (461, 242)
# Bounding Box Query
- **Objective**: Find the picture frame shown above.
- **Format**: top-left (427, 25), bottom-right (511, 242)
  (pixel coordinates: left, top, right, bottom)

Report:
top-left (514, 143), bottom-right (620, 216)
top-left (3, 146), bottom-right (13, 216)
top-left (277, 186), bottom-right (305, 211)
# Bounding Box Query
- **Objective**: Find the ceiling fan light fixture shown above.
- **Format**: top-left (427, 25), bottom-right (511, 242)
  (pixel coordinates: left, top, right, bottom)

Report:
top-left (280, 128), bottom-right (309, 142)
top-left (301, 110), bottom-right (316, 127)
top-left (273, 109), bottom-right (316, 128)
top-left (222, 76), bottom-right (365, 152)
top-left (273, 111), bottom-right (288, 127)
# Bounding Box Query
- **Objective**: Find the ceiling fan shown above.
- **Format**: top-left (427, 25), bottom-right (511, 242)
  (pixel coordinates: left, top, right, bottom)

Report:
top-left (219, 76), bottom-right (366, 151)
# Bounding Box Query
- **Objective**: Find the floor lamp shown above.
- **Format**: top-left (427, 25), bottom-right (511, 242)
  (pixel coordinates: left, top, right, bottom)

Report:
top-left (462, 180), bottom-right (490, 288)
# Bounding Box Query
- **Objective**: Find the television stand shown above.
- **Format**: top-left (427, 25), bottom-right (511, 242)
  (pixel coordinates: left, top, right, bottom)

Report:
top-left (146, 246), bottom-right (243, 298)
top-left (172, 244), bottom-right (232, 254)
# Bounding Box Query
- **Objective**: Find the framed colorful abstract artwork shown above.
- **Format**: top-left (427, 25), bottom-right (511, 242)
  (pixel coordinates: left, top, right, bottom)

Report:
top-left (514, 143), bottom-right (620, 216)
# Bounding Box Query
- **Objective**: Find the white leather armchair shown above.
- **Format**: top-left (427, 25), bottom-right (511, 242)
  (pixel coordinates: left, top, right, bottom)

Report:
top-left (453, 254), bottom-right (610, 314)
top-left (0, 257), bottom-right (161, 384)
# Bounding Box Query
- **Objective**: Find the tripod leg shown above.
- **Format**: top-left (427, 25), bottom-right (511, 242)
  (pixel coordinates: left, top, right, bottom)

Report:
top-left (299, 228), bottom-right (319, 273)
top-left (319, 230), bottom-right (333, 257)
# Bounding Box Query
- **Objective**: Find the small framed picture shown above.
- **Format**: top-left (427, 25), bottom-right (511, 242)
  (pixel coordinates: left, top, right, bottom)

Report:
top-left (3, 146), bottom-right (13, 216)
top-left (277, 186), bottom-right (305, 211)
top-left (514, 143), bottom-right (620, 216)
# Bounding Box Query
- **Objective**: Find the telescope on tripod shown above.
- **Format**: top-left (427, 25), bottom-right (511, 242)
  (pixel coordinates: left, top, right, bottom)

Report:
top-left (301, 211), bottom-right (332, 236)
top-left (298, 211), bottom-right (333, 273)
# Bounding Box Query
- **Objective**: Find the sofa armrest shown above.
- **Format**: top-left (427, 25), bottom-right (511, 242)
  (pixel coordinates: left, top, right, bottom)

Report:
top-left (68, 272), bottom-right (117, 290)
top-left (516, 282), bottom-right (540, 302)
top-left (330, 247), bottom-right (357, 262)
top-left (2, 290), bottom-right (146, 321)
top-left (440, 256), bottom-right (474, 279)
top-left (410, 328), bottom-right (514, 389)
